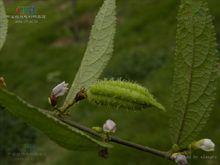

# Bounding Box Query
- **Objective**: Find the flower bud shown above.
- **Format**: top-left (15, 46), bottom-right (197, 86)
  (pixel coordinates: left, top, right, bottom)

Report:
top-left (87, 80), bottom-right (165, 111)
top-left (52, 81), bottom-right (69, 97)
top-left (49, 81), bottom-right (69, 107)
top-left (171, 153), bottom-right (188, 165)
top-left (103, 119), bottom-right (116, 133)
top-left (191, 139), bottom-right (215, 152)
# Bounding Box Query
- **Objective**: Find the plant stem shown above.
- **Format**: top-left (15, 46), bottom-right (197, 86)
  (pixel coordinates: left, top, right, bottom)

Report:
top-left (110, 137), bottom-right (171, 159)
top-left (58, 116), bottom-right (172, 160)
top-left (60, 100), bottom-right (76, 113)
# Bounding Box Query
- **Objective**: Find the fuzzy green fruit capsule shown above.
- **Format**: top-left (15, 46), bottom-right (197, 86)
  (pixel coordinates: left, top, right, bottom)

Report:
top-left (87, 80), bottom-right (165, 111)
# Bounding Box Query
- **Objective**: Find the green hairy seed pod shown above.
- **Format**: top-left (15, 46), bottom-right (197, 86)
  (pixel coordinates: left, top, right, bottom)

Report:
top-left (87, 80), bottom-right (165, 111)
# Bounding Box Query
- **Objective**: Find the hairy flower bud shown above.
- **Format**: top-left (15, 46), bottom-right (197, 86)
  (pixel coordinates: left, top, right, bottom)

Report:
top-left (87, 80), bottom-right (165, 111)
top-left (191, 139), bottom-right (215, 152)
top-left (103, 119), bottom-right (116, 133)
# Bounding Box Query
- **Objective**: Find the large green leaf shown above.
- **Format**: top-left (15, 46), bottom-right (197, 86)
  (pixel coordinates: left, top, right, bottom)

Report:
top-left (0, 89), bottom-right (112, 150)
top-left (170, 0), bottom-right (218, 148)
top-left (0, 0), bottom-right (7, 50)
top-left (63, 0), bottom-right (116, 109)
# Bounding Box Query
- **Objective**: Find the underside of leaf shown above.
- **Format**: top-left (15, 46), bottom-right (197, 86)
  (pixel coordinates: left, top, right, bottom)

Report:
top-left (63, 0), bottom-right (116, 110)
top-left (170, 0), bottom-right (218, 148)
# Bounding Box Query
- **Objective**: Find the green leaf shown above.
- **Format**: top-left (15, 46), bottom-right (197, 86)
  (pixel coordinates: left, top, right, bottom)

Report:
top-left (63, 0), bottom-right (116, 109)
top-left (170, 0), bottom-right (218, 148)
top-left (0, 89), bottom-right (112, 150)
top-left (0, 0), bottom-right (7, 51)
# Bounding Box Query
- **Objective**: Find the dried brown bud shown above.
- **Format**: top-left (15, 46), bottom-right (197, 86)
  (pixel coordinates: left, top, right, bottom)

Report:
top-left (75, 88), bottom-right (87, 102)
top-left (98, 147), bottom-right (108, 159)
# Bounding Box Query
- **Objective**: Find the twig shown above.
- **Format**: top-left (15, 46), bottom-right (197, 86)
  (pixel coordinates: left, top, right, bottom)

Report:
top-left (58, 116), bottom-right (172, 160)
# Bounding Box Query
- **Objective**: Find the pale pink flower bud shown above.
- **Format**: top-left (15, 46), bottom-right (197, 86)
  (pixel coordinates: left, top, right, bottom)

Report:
top-left (103, 119), bottom-right (116, 133)
top-left (172, 154), bottom-right (188, 165)
top-left (193, 139), bottom-right (215, 152)
top-left (49, 81), bottom-right (69, 107)
top-left (52, 81), bottom-right (69, 97)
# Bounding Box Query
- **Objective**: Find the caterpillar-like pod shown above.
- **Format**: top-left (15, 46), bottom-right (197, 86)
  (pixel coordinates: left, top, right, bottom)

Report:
top-left (87, 80), bottom-right (165, 111)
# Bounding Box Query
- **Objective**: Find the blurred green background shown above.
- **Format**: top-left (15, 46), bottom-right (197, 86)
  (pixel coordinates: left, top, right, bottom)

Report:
top-left (0, 0), bottom-right (220, 164)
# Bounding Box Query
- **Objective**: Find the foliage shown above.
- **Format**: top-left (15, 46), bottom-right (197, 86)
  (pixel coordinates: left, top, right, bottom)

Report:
top-left (170, 0), bottom-right (218, 148)
top-left (0, 0), bottom-right (113, 153)
top-left (0, 89), bottom-right (112, 150)
top-left (63, 0), bottom-right (116, 109)
top-left (0, 0), bottom-right (37, 162)
top-left (0, 0), bottom-right (7, 50)
top-left (0, 1), bottom-right (218, 163)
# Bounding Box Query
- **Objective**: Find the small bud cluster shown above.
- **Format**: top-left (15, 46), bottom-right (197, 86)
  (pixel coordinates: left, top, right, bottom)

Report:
top-left (93, 119), bottom-right (117, 134)
top-left (171, 139), bottom-right (215, 165)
